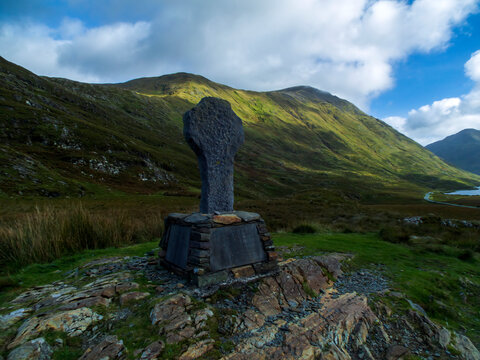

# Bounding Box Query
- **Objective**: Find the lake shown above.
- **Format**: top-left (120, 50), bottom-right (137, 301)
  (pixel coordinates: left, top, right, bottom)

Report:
top-left (445, 186), bottom-right (480, 196)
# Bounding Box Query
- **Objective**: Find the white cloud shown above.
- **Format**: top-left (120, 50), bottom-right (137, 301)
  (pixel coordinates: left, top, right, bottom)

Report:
top-left (0, 0), bottom-right (478, 108)
top-left (384, 50), bottom-right (480, 145)
top-left (465, 49), bottom-right (480, 81)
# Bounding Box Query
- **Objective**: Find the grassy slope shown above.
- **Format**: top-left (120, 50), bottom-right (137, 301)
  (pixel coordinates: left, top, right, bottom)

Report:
top-left (0, 57), bottom-right (479, 203)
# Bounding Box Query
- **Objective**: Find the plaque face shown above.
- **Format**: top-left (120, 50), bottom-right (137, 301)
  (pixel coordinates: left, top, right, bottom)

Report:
top-left (165, 225), bottom-right (191, 269)
top-left (209, 223), bottom-right (266, 271)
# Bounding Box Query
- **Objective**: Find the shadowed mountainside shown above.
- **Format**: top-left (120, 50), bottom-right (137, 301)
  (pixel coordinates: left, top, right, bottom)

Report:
top-left (427, 128), bottom-right (480, 175)
top-left (0, 56), bottom-right (478, 201)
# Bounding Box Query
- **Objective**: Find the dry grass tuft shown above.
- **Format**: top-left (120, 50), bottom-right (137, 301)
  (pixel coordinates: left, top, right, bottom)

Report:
top-left (0, 203), bottom-right (163, 271)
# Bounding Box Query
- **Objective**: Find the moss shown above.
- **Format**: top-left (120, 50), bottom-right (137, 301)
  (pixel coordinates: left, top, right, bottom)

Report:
top-left (447, 344), bottom-right (462, 356)
top-left (302, 281), bottom-right (318, 298)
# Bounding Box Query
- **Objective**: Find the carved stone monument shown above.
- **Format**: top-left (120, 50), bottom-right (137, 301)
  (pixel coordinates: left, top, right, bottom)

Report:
top-left (183, 97), bottom-right (244, 213)
top-left (160, 97), bottom-right (278, 286)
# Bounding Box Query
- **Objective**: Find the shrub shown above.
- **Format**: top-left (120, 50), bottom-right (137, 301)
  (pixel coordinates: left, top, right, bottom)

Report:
top-left (292, 224), bottom-right (317, 234)
top-left (458, 249), bottom-right (475, 261)
top-left (379, 226), bottom-right (410, 244)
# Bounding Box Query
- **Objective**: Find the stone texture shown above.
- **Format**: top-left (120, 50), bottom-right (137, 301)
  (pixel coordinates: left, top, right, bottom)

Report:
top-left (9, 307), bottom-right (102, 349)
top-left (385, 345), bottom-right (410, 360)
top-left (213, 214), bottom-right (242, 224)
top-left (115, 282), bottom-right (140, 293)
top-left (150, 294), bottom-right (192, 326)
top-left (194, 270), bottom-right (229, 287)
top-left (183, 97), bottom-right (244, 213)
top-left (312, 253), bottom-right (348, 279)
top-left (231, 265), bottom-right (255, 278)
top-left (79, 335), bottom-right (125, 360)
top-left (231, 292), bottom-right (378, 359)
top-left (184, 213), bottom-right (211, 224)
top-left (140, 340), bottom-right (165, 360)
top-left (453, 333), bottom-right (480, 360)
top-left (234, 211), bottom-right (261, 222)
top-left (243, 310), bottom-right (265, 331)
top-left (252, 277), bottom-right (282, 316)
top-left (0, 308), bottom-right (32, 330)
top-left (179, 339), bottom-right (215, 360)
top-left (7, 338), bottom-right (52, 360)
top-left (59, 295), bottom-right (110, 310)
top-left (149, 294), bottom-right (206, 344)
top-left (119, 292), bottom-right (150, 306)
top-left (437, 328), bottom-right (451, 349)
top-left (291, 258), bottom-right (331, 295)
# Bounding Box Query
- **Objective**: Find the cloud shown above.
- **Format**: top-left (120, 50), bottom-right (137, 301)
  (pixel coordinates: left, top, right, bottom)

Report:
top-left (465, 49), bottom-right (480, 81)
top-left (384, 50), bottom-right (480, 145)
top-left (0, 0), bottom-right (478, 108)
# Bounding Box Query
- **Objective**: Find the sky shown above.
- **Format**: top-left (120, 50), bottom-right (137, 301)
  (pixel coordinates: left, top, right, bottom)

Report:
top-left (0, 0), bottom-right (480, 145)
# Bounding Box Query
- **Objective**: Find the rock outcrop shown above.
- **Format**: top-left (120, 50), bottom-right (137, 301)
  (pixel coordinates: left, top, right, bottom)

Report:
top-left (1, 252), bottom-right (478, 360)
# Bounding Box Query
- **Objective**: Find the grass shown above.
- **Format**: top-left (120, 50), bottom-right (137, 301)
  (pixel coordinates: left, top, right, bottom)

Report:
top-left (274, 231), bottom-right (480, 346)
top-left (0, 203), bottom-right (163, 273)
top-left (0, 241), bottom-right (158, 304)
top-left (0, 226), bottom-right (479, 353)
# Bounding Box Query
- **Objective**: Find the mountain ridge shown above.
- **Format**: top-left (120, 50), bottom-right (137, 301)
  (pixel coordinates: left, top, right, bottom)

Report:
top-left (427, 128), bottom-right (480, 175)
top-left (0, 56), bottom-right (478, 200)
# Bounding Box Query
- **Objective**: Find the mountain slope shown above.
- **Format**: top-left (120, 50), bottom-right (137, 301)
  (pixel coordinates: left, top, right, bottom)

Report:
top-left (426, 129), bottom-right (480, 175)
top-left (0, 56), bottom-right (478, 201)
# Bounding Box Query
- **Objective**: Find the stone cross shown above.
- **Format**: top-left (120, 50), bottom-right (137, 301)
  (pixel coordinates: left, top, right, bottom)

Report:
top-left (183, 97), bottom-right (244, 214)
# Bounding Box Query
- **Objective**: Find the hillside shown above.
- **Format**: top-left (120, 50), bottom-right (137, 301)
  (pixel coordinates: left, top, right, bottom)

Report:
top-left (0, 56), bottom-right (478, 202)
top-left (427, 129), bottom-right (480, 175)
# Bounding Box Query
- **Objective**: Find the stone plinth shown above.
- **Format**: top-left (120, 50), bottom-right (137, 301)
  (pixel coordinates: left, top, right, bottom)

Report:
top-left (159, 211), bottom-right (278, 286)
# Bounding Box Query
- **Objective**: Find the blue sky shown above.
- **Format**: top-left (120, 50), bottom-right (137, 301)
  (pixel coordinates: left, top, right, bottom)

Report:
top-left (371, 11), bottom-right (480, 118)
top-left (1, 0), bottom-right (480, 145)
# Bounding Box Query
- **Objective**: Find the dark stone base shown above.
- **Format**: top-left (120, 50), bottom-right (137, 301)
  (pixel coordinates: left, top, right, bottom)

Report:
top-left (159, 211), bottom-right (278, 286)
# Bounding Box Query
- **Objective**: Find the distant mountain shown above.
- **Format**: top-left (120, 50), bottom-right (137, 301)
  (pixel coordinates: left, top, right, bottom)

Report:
top-left (0, 56), bottom-right (478, 200)
top-left (426, 129), bottom-right (480, 175)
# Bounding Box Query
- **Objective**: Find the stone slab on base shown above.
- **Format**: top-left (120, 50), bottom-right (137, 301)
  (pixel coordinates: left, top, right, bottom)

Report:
top-left (160, 211), bottom-right (278, 286)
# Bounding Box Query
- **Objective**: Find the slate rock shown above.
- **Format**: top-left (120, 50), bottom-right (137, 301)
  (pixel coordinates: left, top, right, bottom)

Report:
top-left (212, 214), bottom-right (241, 224)
top-left (79, 335), bottom-right (125, 360)
top-left (178, 339), bottom-right (215, 360)
top-left (140, 340), bottom-right (165, 359)
top-left (385, 345), bottom-right (410, 360)
top-left (7, 338), bottom-right (52, 360)
top-left (9, 307), bottom-right (102, 349)
top-left (184, 213), bottom-right (211, 224)
top-left (453, 333), bottom-right (480, 360)
top-left (0, 308), bottom-right (32, 329)
top-left (183, 97), bottom-right (244, 213)
top-left (119, 292), bottom-right (150, 306)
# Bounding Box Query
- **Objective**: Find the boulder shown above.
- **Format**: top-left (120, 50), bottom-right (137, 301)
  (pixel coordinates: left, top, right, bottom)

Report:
top-left (7, 338), bottom-right (52, 360)
top-left (453, 333), bottom-right (480, 360)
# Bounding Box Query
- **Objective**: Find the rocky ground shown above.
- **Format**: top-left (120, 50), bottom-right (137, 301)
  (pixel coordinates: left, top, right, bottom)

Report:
top-left (1, 249), bottom-right (479, 360)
